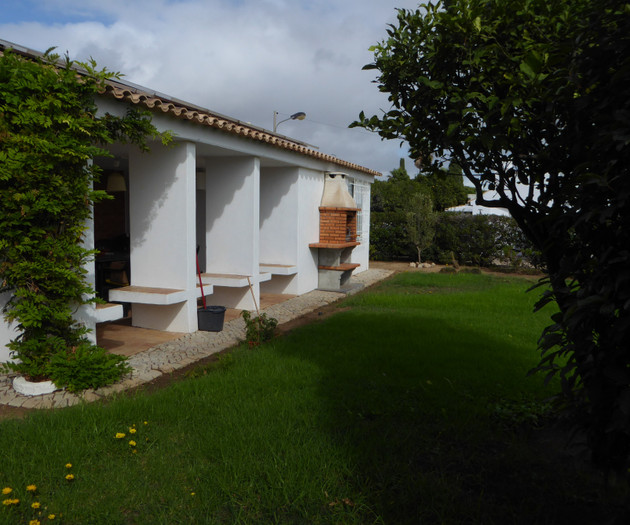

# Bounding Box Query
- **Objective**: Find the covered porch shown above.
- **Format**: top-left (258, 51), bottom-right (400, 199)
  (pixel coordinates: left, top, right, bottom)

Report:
top-left (96, 292), bottom-right (296, 357)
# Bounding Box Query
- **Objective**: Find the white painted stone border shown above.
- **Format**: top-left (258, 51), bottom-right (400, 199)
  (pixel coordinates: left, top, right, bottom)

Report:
top-left (13, 376), bottom-right (59, 396)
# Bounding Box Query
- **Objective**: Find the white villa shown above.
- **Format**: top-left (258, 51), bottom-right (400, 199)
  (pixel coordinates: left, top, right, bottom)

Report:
top-left (0, 40), bottom-right (377, 363)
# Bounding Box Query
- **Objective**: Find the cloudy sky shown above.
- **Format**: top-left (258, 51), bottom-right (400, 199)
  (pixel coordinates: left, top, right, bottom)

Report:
top-left (1, 0), bottom-right (422, 176)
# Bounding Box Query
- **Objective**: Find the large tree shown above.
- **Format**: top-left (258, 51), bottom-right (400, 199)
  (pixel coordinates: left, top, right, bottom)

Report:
top-left (354, 0), bottom-right (630, 477)
top-left (415, 165), bottom-right (470, 212)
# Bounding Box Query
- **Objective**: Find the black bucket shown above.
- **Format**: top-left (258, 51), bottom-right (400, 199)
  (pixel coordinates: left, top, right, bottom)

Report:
top-left (198, 306), bottom-right (226, 332)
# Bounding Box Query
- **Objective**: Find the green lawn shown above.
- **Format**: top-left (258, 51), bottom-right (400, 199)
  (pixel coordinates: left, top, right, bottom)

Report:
top-left (1, 272), bottom-right (625, 524)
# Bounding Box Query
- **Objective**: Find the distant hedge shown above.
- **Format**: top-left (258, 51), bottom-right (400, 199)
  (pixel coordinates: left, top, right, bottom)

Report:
top-left (371, 212), bottom-right (543, 269)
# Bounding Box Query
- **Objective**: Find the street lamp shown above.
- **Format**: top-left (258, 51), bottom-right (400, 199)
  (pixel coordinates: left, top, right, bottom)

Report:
top-left (273, 111), bottom-right (306, 132)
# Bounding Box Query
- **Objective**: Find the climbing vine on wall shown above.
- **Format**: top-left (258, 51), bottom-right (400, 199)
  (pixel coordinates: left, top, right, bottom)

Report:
top-left (0, 47), bottom-right (169, 389)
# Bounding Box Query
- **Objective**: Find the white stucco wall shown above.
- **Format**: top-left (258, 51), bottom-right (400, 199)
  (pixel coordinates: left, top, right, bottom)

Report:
top-left (204, 156), bottom-right (260, 309)
top-left (128, 141), bottom-right (198, 332)
top-left (259, 167), bottom-right (300, 294)
top-left (296, 168), bottom-right (324, 295)
top-left (259, 167), bottom-right (299, 265)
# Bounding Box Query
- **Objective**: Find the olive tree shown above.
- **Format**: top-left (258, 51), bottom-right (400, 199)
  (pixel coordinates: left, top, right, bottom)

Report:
top-left (353, 0), bottom-right (630, 476)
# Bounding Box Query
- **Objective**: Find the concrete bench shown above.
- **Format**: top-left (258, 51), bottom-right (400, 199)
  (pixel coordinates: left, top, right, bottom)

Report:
top-left (317, 263), bottom-right (360, 271)
top-left (199, 273), bottom-right (272, 287)
top-left (260, 263), bottom-right (298, 275)
top-left (195, 283), bottom-right (215, 298)
top-left (94, 302), bottom-right (125, 323)
top-left (109, 286), bottom-right (188, 305)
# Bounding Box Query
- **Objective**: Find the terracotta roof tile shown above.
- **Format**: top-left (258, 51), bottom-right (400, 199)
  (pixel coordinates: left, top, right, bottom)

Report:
top-left (103, 83), bottom-right (379, 177)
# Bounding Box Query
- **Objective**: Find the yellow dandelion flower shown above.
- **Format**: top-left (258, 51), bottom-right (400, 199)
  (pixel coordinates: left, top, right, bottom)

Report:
top-left (48, 514), bottom-right (56, 520)
top-left (26, 484), bottom-right (37, 492)
top-left (190, 492), bottom-right (196, 496)
top-left (132, 449), bottom-right (138, 454)
top-left (129, 428), bottom-right (137, 434)
top-left (143, 421), bottom-right (148, 425)
top-left (115, 432), bottom-right (126, 439)
top-left (2, 499), bottom-right (12, 506)
top-left (29, 520), bottom-right (41, 525)
top-left (128, 440), bottom-right (137, 447)
top-left (31, 502), bottom-right (41, 509)
top-left (1, 487), bottom-right (11, 495)
top-left (65, 474), bottom-right (74, 481)
top-left (65, 463), bottom-right (72, 469)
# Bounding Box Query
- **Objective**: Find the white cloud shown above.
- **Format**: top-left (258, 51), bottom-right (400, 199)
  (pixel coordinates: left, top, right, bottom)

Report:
top-left (1, 0), bottom-right (420, 174)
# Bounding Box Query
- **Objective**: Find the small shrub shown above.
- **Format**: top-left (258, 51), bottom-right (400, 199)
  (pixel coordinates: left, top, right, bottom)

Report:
top-left (241, 311), bottom-right (278, 346)
top-left (46, 343), bottom-right (131, 393)
top-left (459, 267), bottom-right (482, 274)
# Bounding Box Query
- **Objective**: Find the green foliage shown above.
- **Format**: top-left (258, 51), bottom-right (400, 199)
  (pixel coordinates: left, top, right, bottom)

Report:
top-left (355, 0), bottom-right (630, 475)
top-left (373, 200), bottom-right (540, 268)
top-left (370, 162), bottom-right (468, 260)
top-left (405, 192), bottom-right (436, 263)
top-left (428, 213), bottom-right (541, 268)
top-left (0, 47), bottom-right (165, 389)
top-left (241, 310), bottom-right (278, 346)
top-left (415, 165), bottom-right (469, 212)
top-left (46, 344), bottom-right (131, 393)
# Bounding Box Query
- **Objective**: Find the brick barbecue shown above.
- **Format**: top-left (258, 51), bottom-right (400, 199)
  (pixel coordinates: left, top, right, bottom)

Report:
top-left (309, 173), bottom-right (361, 290)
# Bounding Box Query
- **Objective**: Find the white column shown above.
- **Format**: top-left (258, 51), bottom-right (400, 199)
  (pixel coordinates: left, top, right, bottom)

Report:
top-left (128, 141), bottom-right (198, 332)
top-left (0, 292), bottom-right (17, 363)
top-left (296, 168), bottom-right (324, 294)
top-left (259, 167), bottom-right (299, 294)
top-left (205, 157), bottom-right (260, 309)
top-left (73, 194), bottom-right (98, 344)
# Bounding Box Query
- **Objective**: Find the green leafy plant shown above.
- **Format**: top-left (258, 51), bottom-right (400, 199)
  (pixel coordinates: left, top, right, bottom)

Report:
top-left (46, 344), bottom-right (131, 393)
top-left (405, 192), bottom-right (437, 264)
top-left (241, 310), bottom-right (278, 347)
top-left (0, 47), bottom-right (168, 389)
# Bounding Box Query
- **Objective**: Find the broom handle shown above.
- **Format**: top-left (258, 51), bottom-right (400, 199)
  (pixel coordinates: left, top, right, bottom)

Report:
top-left (246, 276), bottom-right (260, 317)
top-left (196, 253), bottom-right (206, 309)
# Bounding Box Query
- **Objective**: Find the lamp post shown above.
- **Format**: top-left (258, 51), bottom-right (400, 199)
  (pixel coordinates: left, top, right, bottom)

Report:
top-left (273, 111), bottom-right (306, 133)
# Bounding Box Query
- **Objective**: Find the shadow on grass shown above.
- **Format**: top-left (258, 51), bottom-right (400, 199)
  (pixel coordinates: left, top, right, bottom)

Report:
top-left (274, 310), bottom-right (626, 524)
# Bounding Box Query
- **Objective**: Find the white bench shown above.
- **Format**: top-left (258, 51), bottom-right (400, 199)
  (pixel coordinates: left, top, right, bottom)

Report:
top-left (260, 263), bottom-right (298, 276)
top-left (109, 286), bottom-right (188, 305)
top-left (199, 273), bottom-right (272, 287)
top-left (94, 302), bottom-right (125, 323)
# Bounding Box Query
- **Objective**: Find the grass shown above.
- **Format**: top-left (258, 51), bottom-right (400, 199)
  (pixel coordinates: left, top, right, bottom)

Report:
top-left (1, 272), bottom-right (627, 524)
